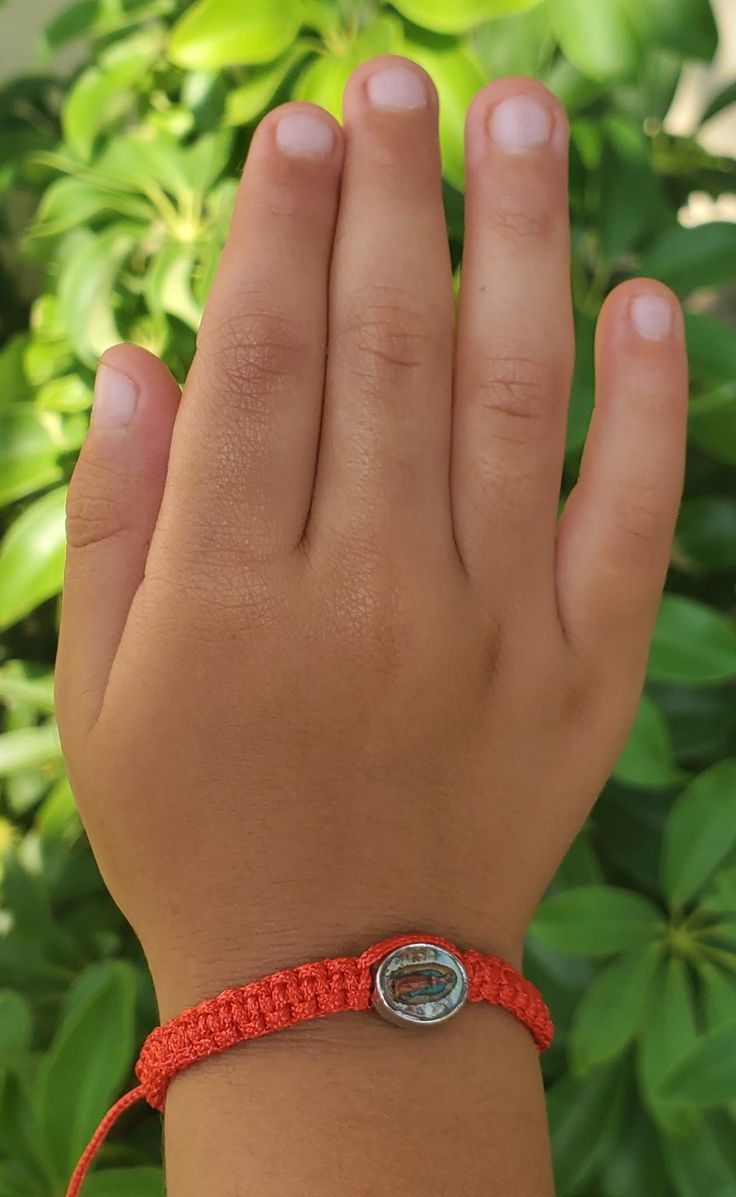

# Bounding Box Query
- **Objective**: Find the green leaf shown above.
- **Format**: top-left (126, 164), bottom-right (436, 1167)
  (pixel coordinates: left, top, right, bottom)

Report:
top-left (41, 0), bottom-right (101, 53)
top-left (663, 1119), bottom-right (736, 1197)
top-left (404, 36), bottom-right (487, 189)
top-left (638, 957), bottom-right (698, 1128)
top-left (676, 498), bottom-right (736, 573)
top-left (656, 683), bottom-right (736, 762)
top-left (147, 243), bottom-right (202, 331)
top-left (391, 0), bottom-right (542, 33)
top-left (648, 595), bottom-right (736, 685)
top-left (639, 222), bottom-right (736, 295)
top-left (547, 1063), bottom-right (628, 1193)
top-left (29, 177), bottom-right (152, 239)
top-left (688, 385), bottom-right (736, 467)
top-left (37, 375), bottom-right (93, 414)
top-left (225, 45), bottom-right (311, 126)
top-left (169, 0), bottom-right (302, 68)
top-left (35, 960), bottom-right (137, 1180)
top-left (598, 114), bottom-right (659, 258)
top-left (614, 695), bottom-right (684, 789)
top-left (531, 885), bottom-right (665, 957)
top-left (0, 723), bottom-right (62, 777)
top-left (294, 15), bottom-right (404, 119)
top-left (62, 33), bottom-right (162, 159)
top-left (84, 1169), bottom-right (165, 1197)
top-left (549, 0), bottom-right (642, 81)
top-left (0, 335), bottom-right (31, 407)
top-left (630, 0), bottom-right (718, 61)
top-left (472, 5), bottom-right (553, 77)
top-left (0, 409), bottom-right (63, 506)
top-left (58, 228), bottom-right (135, 365)
top-left (0, 487), bottom-right (68, 630)
top-left (662, 761), bottom-right (736, 905)
top-left (571, 945), bottom-right (659, 1073)
top-left (0, 1069), bottom-right (49, 1183)
top-left (564, 312), bottom-right (595, 454)
top-left (685, 312), bottom-right (736, 384)
top-left (0, 665), bottom-right (55, 712)
top-left (702, 79), bottom-right (736, 124)
top-left (0, 991), bottom-right (32, 1062)
top-left (700, 961), bottom-right (736, 1028)
top-left (600, 1107), bottom-right (671, 1197)
top-left (661, 1019), bottom-right (736, 1106)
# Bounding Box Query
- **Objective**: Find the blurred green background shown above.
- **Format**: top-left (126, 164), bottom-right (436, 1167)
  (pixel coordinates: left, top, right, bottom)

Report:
top-left (1, 1), bottom-right (736, 1194)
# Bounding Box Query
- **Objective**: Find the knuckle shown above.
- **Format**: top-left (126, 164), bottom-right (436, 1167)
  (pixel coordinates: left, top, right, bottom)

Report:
top-left (198, 306), bottom-right (308, 408)
top-left (488, 202), bottom-right (553, 244)
top-left (341, 288), bottom-right (433, 387)
top-left (470, 351), bottom-right (553, 442)
top-left (611, 481), bottom-right (666, 545)
top-left (65, 462), bottom-right (132, 551)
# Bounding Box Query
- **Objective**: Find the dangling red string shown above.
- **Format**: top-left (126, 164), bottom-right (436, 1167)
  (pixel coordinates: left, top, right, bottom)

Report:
top-left (65, 1085), bottom-right (146, 1197)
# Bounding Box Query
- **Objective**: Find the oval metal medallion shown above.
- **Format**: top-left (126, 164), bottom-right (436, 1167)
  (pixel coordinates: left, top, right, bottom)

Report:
top-left (371, 942), bottom-right (468, 1027)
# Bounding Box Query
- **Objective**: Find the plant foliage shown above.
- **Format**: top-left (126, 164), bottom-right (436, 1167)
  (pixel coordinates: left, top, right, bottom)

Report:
top-left (0, 0), bottom-right (735, 1193)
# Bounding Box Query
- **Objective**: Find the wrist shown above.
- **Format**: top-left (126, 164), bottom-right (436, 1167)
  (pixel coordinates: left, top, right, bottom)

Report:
top-left (147, 916), bottom-right (527, 1024)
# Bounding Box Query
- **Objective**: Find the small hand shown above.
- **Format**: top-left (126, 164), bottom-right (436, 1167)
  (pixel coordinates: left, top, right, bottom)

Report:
top-left (56, 62), bottom-right (687, 1028)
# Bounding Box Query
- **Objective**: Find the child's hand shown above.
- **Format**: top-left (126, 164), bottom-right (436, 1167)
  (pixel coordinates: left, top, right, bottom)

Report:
top-left (55, 62), bottom-right (686, 1023)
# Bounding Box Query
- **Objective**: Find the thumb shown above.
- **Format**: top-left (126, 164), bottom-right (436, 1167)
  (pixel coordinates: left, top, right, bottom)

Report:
top-left (55, 344), bottom-right (180, 737)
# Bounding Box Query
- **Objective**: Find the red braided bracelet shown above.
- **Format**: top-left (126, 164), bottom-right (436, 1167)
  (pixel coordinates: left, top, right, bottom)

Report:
top-left (66, 932), bottom-right (553, 1196)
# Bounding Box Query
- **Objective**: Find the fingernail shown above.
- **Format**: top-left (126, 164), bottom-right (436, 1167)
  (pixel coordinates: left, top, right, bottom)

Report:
top-left (489, 95), bottom-right (553, 154)
top-left (630, 294), bottom-right (673, 341)
top-left (275, 112), bottom-right (335, 158)
top-left (92, 364), bottom-right (138, 428)
top-left (367, 66), bottom-right (427, 111)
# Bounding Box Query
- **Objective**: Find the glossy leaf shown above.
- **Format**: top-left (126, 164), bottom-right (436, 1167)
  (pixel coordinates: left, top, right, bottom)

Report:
top-left (58, 228), bottom-right (135, 365)
top-left (676, 498), bottom-right (736, 573)
top-left (0, 409), bottom-right (63, 506)
top-left (614, 695), bottom-right (684, 789)
top-left (35, 960), bottom-right (137, 1180)
top-left (661, 1020), bottom-right (736, 1106)
top-left (700, 961), bottom-right (736, 1028)
top-left (225, 46), bottom-right (310, 126)
top-left (84, 1169), bottom-right (165, 1197)
top-left (688, 386), bottom-right (736, 467)
top-left (62, 32), bottom-right (162, 158)
top-left (640, 222), bottom-right (736, 295)
top-left (547, 1063), bottom-right (628, 1194)
top-left (571, 946), bottom-right (659, 1073)
top-left (549, 0), bottom-right (642, 81)
top-left (599, 115), bottom-right (659, 258)
top-left (0, 992), bottom-right (32, 1062)
top-left (403, 37), bottom-right (486, 188)
top-left (662, 761), bottom-right (736, 905)
top-left (391, 0), bottom-right (542, 33)
top-left (295, 15), bottom-right (403, 119)
top-left (702, 79), bottom-right (736, 123)
top-left (0, 487), bottom-right (68, 630)
top-left (662, 1118), bottom-right (735, 1197)
top-left (0, 723), bottom-right (62, 778)
top-left (169, 0), bottom-right (302, 68)
top-left (638, 957), bottom-right (698, 1127)
top-left (685, 312), bottom-right (736, 384)
top-left (531, 886), bottom-right (665, 956)
top-left (648, 595), bottom-right (736, 685)
top-left (630, 0), bottom-right (718, 61)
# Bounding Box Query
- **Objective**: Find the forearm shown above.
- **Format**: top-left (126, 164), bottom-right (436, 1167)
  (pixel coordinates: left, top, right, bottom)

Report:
top-left (159, 963), bottom-right (554, 1196)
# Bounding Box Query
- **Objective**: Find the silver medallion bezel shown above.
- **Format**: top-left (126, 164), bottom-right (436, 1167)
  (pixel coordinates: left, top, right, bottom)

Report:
top-left (370, 941), bottom-right (468, 1027)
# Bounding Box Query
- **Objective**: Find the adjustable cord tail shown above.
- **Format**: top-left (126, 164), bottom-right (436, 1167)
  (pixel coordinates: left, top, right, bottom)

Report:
top-left (65, 1085), bottom-right (147, 1197)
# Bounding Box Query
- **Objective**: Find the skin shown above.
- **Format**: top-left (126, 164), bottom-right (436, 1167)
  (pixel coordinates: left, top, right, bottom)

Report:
top-left (55, 60), bottom-right (688, 1197)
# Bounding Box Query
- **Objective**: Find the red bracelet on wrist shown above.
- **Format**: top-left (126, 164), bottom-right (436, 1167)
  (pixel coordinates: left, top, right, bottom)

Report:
top-left (66, 932), bottom-right (553, 1196)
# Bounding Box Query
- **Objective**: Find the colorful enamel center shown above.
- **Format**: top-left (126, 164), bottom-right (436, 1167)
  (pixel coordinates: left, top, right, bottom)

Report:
top-left (370, 941), bottom-right (469, 1027)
